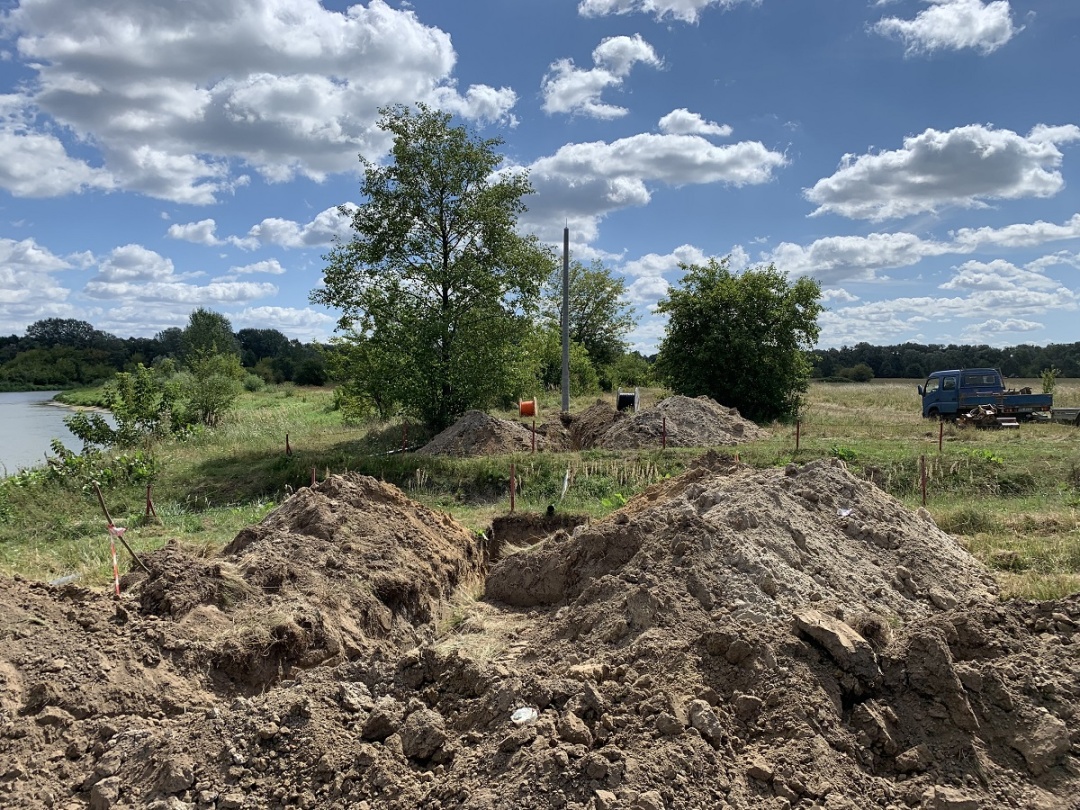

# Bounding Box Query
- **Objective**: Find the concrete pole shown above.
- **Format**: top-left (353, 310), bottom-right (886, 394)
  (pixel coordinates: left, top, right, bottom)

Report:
top-left (561, 225), bottom-right (570, 412)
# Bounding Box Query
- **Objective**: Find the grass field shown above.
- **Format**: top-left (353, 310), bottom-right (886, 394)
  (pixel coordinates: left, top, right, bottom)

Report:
top-left (2, 379), bottom-right (1078, 600)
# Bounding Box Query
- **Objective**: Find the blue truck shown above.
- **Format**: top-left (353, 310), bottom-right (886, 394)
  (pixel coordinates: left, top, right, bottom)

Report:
top-left (917, 368), bottom-right (1053, 422)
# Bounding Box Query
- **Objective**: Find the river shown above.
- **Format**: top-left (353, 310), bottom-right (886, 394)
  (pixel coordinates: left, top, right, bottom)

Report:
top-left (0, 391), bottom-right (106, 475)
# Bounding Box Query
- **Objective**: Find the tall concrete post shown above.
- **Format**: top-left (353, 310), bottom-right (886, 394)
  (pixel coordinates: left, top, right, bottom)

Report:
top-left (561, 226), bottom-right (570, 412)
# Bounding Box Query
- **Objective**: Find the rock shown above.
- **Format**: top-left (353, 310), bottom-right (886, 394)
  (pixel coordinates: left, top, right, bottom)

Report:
top-left (1013, 712), bottom-right (1070, 775)
top-left (655, 713), bottom-right (683, 736)
top-left (556, 711), bottom-right (593, 747)
top-left (361, 697), bottom-right (401, 742)
top-left (631, 790), bottom-right (664, 810)
top-left (594, 789), bottom-right (619, 810)
top-left (157, 755), bottom-right (195, 794)
top-left (218, 795), bottom-right (245, 810)
top-left (895, 744), bottom-right (932, 773)
top-left (401, 708), bottom-right (448, 760)
top-left (793, 608), bottom-right (882, 688)
top-left (733, 694), bottom-right (763, 722)
top-left (688, 700), bottom-right (725, 749)
top-left (920, 785), bottom-right (979, 809)
top-left (89, 776), bottom-right (121, 810)
top-left (747, 757), bottom-right (774, 781)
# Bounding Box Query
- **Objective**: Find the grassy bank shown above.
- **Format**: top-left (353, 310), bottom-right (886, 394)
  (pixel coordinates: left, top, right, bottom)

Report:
top-left (3, 380), bottom-right (1079, 600)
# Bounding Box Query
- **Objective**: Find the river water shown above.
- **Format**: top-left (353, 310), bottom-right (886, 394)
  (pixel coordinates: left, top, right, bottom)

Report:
top-left (0, 391), bottom-right (103, 475)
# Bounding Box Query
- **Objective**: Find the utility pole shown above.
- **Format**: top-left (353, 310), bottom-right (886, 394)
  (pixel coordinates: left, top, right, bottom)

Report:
top-left (561, 225), bottom-right (570, 412)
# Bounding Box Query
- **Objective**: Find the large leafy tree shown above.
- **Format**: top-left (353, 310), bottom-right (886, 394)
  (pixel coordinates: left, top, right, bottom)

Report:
top-left (655, 258), bottom-right (822, 422)
top-left (541, 259), bottom-right (637, 368)
top-left (181, 308), bottom-right (240, 362)
top-left (312, 104), bottom-right (550, 429)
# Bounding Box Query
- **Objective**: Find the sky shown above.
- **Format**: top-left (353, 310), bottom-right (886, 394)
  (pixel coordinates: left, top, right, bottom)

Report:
top-left (0, 0), bottom-right (1078, 354)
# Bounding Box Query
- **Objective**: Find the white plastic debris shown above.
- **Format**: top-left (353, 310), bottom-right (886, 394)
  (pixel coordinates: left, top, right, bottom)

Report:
top-left (510, 707), bottom-right (538, 726)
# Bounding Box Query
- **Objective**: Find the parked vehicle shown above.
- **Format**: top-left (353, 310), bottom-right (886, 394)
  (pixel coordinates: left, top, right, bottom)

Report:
top-left (917, 368), bottom-right (1052, 421)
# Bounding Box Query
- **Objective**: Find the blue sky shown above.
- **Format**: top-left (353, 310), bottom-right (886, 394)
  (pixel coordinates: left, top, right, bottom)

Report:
top-left (0, 0), bottom-right (1078, 353)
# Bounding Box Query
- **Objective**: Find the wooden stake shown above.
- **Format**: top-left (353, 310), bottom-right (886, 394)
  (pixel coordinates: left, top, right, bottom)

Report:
top-left (920, 455), bottom-right (927, 507)
top-left (92, 482), bottom-right (150, 573)
top-left (938, 420), bottom-right (944, 453)
top-left (510, 463), bottom-right (516, 513)
top-left (662, 416), bottom-right (667, 449)
top-left (285, 433), bottom-right (292, 456)
top-left (532, 418), bottom-right (536, 454)
top-left (796, 419), bottom-right (801, 453)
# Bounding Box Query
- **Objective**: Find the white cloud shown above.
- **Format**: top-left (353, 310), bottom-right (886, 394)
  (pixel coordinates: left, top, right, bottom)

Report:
top-left (521, 132), bottom-right (786, 242)
top-left (766, 232), bottom-right (952, 283)
top-left (578, 0), bottom-right (760, 24)
top-left (873, 0), bottom-right (1020, 56)
top-left (621, 244), bottom-right (710, 277)
top-left (805, 124), bottom-right (1080, 221)
top-left (167, 219), bottom-right (223, 246)
top-left (230, 259), bottom-right (286, 275)
top-left (658, 109), bottom-right (732, 137)
top-left (541, 35), bottom-right (661, 119)
top-left (83, 244), bottom-right (276, 304)
top-left (950, 213), bottom-right (1080, 250)
top-left (960, 318), bottom-right (1043, 342)
top-left (232, 306), bottom-right (336, 341)
top-left (240, 204), bottom-right (357, 249)
top-left (625, 275), bottom-right (670, 307)
top-left (939, 258), bottom-right (1060, 292)
top-left (3, 0), bottom-right (517, 202)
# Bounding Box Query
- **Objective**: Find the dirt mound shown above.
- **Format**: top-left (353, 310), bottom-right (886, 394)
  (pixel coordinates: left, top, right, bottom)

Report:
top-left (418, 410), bottom-right (559, 456)
top-left (561, 400), bottom-right (627, 450)
top-left (1, 463), bottom-right (1078, 810)
top-left (598, 395), bottom-right (767, 449)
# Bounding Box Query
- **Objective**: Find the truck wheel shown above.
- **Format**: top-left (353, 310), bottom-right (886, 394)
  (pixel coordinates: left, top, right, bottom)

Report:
top-left (928, 408), bottom-right (939, 420)
top-left (1075, 413), bottom-right (1080, 428)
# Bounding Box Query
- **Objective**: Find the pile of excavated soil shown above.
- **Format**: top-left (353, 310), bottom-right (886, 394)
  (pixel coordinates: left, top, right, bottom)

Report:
top-left (417, 410), bottom-right (563, 457)
top-left (561, 400), bottom-right (627, 451)
top-left (2, 461), bottom-right (1078, 810)
top-left (597, 395), bottom-right (767, 449)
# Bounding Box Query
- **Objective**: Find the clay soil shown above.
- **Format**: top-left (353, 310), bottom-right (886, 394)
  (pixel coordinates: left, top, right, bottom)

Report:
top-left (2, 459), bottom-right (1078, 810)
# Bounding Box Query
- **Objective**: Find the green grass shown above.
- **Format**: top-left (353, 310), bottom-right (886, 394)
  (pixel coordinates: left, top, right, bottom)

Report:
top-left (4, 379), bottom-right (1080, 600)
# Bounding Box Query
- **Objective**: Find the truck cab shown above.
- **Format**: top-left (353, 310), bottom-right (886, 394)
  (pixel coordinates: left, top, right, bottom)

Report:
top-left (917, 368), bottom-right (1052, 420)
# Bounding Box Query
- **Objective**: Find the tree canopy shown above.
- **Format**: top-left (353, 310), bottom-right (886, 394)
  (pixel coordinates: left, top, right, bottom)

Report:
top-left (541, 259), bottom-right (637, 369)
top-left (312, 104), bottom-right (550, 429)
top-left (655, 258), bottom-right (822, 422)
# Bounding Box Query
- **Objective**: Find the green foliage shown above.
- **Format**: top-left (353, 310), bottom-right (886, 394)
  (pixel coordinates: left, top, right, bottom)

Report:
top-left (515, 324), bottom-right (600, 398)
top-left (4, 439), bottom-right (157, 494)
top-left (181, 308), bottom-right (240, 361)
top-left (65, 364), bottom-right (180, 451)
top-left (602, 352), bottom-right (654, 391)
top-left (181, 352), bottom-right (244, 427)
top-left (655, 257), bottom-right (823, 422)
top-left (541, 259), bottom-right (637, 368)
top-left (311, 104), bottom-right (551, 430)
top-left (838, 363), bottom-right (875, 382)
top-left (243, 373), bottom-right (265, 392)
top-left (1042, 367), bottom-right (1060, 395)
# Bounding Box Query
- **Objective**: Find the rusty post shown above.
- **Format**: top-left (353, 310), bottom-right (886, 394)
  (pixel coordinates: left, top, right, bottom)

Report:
top-left (402, 422), bottom-right (408, 453)
top-left (311, 467), bottom-right (316, 487)
top-left (532, 418), bottom-right (536, 454)
top-left (285, 433), bottom-right (292, 456)
top-left (796, 419), bottom-right (801, 453)
top-left (938, 419), bottom-right (943, 453)
top-left (920, 455), bottom-right (927, 507)
top-left (662, 416), bottom-right (667, 449)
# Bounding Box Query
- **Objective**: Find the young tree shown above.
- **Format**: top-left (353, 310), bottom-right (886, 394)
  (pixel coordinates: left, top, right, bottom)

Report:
top-left (655, 258), bottom-right (822, 422)
top-left (311, 104), bottom-right (550, 430)
top-left (541, 259), bottom-right (637, 368)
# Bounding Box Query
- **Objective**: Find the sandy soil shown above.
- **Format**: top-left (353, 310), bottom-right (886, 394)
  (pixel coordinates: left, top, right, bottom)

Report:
top-left (1, 459), bottom-right (1077, 809)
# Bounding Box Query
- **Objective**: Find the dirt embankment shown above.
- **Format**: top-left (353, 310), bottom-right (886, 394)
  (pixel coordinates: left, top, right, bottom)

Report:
top-left (1, 461), bottom-right (1078, 810)
top-left (419, 395), bottom-right (765, 456)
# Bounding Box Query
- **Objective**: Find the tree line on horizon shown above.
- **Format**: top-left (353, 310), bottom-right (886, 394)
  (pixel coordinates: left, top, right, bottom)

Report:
top-left (813, 341), bottom-right (1080, 382)
top-left (0, 316), bottom-right (329, 391)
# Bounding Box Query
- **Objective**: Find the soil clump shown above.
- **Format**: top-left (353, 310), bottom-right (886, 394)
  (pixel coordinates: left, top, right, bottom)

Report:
top-left (597, 396), bottom-right (767, 449)
top-left (418, 411), bottom-right (563, 456)
top-left (1, 462), bottom-right (1078, 809)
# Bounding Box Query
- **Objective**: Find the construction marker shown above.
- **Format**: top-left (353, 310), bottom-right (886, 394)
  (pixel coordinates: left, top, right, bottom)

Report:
top-left (108, 525), bottom-right (125, 597)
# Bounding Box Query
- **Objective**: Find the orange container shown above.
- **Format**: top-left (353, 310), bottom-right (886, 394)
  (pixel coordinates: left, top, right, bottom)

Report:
top-left (519, 398), bottom-right (537, 417)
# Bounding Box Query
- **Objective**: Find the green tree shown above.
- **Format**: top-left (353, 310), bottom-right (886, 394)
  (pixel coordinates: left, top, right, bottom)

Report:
top-left (655, 257), bottom-right (822, 422)
top-left (65, 364), bottom-right (179, 450)
top-left (311, 104), bottom-right (550, 430)
top-left (518, 324), bottom-right (600, 396)
top-left (181, 352), bottom-right (244, 427)
top-left (181, 308), bottom-right (239, 362)
top-left (541, 259), bottom-right (637, 368)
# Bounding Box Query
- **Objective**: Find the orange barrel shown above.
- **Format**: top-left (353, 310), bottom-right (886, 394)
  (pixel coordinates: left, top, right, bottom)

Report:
top-left (519, 398), bottom-right (537, 418)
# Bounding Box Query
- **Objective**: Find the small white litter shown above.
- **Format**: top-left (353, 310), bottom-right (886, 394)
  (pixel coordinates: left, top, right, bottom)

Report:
top-left (510, 707), bottom-right (538, 726)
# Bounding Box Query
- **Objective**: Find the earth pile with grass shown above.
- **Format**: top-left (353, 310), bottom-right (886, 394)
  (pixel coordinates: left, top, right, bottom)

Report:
top-left (1, 462), bottom-right (1078, 809)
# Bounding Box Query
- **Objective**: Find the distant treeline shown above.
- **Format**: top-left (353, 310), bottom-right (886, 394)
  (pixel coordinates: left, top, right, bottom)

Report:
top-left (0, 318), bottom-right (329, 390)
top-left (813, 341), bottom-right (1080, 381)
